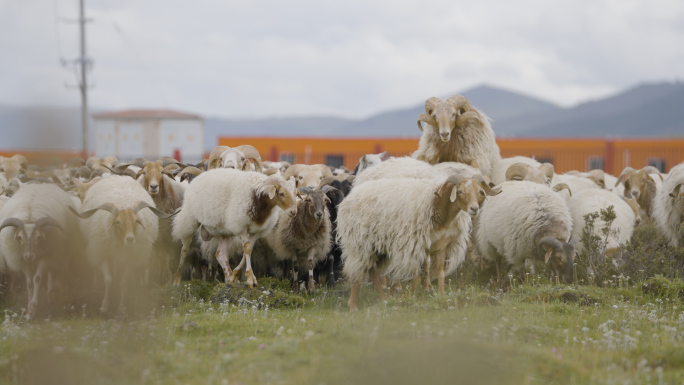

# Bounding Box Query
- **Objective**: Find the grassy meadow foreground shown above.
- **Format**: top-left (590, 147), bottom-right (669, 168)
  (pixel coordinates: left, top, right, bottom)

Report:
top-left (1, 225), bottom-right (684, 385)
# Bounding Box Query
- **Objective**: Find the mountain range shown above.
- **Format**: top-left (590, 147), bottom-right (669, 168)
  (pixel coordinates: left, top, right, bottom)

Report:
top-left (1, 81), bottom-right (683, 152)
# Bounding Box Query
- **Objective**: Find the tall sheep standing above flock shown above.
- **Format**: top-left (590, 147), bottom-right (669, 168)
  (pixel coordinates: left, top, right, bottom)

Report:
top-left (413, 95), bottom-right (501, 178)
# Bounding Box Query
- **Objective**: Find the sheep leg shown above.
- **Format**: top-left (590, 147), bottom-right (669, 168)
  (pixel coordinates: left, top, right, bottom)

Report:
top-left (100, 261), bottom-right (113, 315)
top-left (29, 261), bottom-right (48, 319)
top-left (241, 235), bottom-right (258, 288)
top-left (348, 280), bottom-right (361, 312)
top-left (214, 237), bottom-right (236, 284)
top-left (307, 248), bottom-right (316, 294)
top-left (389, 280), bottom-right (402, 295)
top-left (118, 264), bottom-right (131, 315)
top-left (435, 250), bottom-right (447, 296)
top-left (291, 259), bottom-right (300, 291)
top-left (173, 235), bottom-right (194, 286)
top-left (23, 268), bottom-right (33, 306)
top-left (423, 255), bottom-right (433, 291)
top-left (410, 276), bottom-right (421, 295)
top-left (326, 254), bottom-right (335, 288)
top-left (368, 266), bottom-right (386, 300)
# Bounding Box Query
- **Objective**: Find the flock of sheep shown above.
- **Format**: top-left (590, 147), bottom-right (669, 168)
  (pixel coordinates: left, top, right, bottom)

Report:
top-left (1, 94), bottom-right (683, 317)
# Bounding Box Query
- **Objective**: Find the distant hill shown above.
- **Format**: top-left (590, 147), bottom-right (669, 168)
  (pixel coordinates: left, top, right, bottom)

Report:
top-left (502, 82), bottom-right (684, 137)
top-left (2, 81), bottom-right (683, 152)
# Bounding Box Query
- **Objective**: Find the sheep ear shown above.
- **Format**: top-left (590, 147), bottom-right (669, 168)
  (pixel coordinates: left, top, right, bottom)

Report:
top-left (450, 186), bottom-right (458, 203)
top-left (671, 183), bottom-right (684, 198)
top-left (267, 185), bottom-right (276, 199)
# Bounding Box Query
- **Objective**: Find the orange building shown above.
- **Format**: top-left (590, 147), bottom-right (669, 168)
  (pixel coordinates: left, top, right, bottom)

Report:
top-left (219, 136), bottom-right (684, 174)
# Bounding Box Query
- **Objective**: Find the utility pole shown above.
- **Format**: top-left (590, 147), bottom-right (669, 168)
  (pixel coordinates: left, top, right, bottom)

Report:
top-left (78, 0), bottom-right (90, 158)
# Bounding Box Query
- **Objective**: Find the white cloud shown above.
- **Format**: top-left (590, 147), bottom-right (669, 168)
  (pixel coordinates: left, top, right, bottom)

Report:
top-left (1, 0), bottom-right (683, 118)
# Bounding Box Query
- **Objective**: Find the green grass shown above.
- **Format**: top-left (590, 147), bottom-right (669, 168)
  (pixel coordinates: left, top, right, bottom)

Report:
top-left (1, 277), bottom-right (684, 385)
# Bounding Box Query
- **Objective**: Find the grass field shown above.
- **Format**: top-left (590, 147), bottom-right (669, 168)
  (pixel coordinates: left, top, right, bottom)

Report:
top-left (1, 273), bottom-right (684, 385)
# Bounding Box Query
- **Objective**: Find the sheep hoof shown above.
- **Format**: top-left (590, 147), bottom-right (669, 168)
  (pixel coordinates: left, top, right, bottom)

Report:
top-left (245, 271), bottom-right (257, 288)
top-left (227, 270), bottom-right (241, 284)
top-left (27, 302), bottom-right (37, 320)
top-left (307, 278), bottom-right (315, 294)
top-left (348, 304), bottom-right (359, 312)
top-left (172, 273), bottom-right (183, 286)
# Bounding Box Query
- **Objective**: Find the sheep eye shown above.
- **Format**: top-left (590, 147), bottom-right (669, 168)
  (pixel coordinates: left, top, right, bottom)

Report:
top-left (479, 191), bottom-right (485, 196)
top-left (457, 190), bottom-right (464, 195)
top-left (279, 192), bottom-right (284, 197)
top-left (459, 108), bottom-right (466, 114)
top-left (298, 176), bottom-right (303, 180)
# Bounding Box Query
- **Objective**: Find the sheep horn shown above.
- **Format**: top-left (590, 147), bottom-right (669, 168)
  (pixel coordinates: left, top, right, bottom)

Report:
top-left (539, 236), bottom-right (562, 263)
top-left (235, 145), bottom-right (263, 172)
top-left (469, 159), bottom-right (480, 169)
top-left (670, 183), bottom-right (684, 198)
top-left (263, 168), bottom-right (278, 176)
top-left (320, 185), bottom-right (340, 195)
top-left (586, 169), bottom-right (605, 188)
top-left (126, 158), bottom-right (148, 169)
top-left (319, 176), bottom-right (335, 188)
top-left (156, 157), bottom-right (184, 169)
top-left (416, 113), bottom-right (436, 131)
top-left (640, 166), bottom-right (663, 180)
top-left (297, 186), bottom-right (314, 196)
top-left (615, 167), bottom-right (635, 187)
top-left (455, 110), bottom-right (483, 129)
top-left (34, 217), bottom-right (64, 233)
top-left (565, 170), bottom-right (581, 176)
top-left (436, 174), bottom-right (464, 199)
top-left (475, 174), bottom-right (501, 196)
top-left (179, 166), bottom-right (203, 183)
top-left (539, 163), bottom-right (555, 181)
top-left (196, 159), bottom-right (208, 171)
top-left (552, 183), bottom-right (572, 196)
top-left (132, 201), bottom-right (179, 219)
top-left (89, 168), bottom-right (105, 179)
top-left (505, 163), bottom-right (534, 182)
top-left (567, 234), bottom-right (578, 246)
top-left (0, 217), bottom-right (25, 232)
top-left (70, 203), bottom-right (119, 219)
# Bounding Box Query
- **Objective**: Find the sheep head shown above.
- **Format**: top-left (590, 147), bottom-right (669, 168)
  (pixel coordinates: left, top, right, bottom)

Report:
top-left (416, 95), bottom-right (483, 142)
top-left (616, 166), bottom-right (660, 201)
top-left (539, 235), bottom-right (576, 283)
top-left (434, 174), bottom-right (501, 224)
top-left (0, 156), bottom-right (28, 182)
top-left (135, 162), bottom-right (175, 196)
top-left (283, 164), bottom-right (333, 189)
top-left (354, 152), bottom-right (387, 174)
top-left (178, 166), bottom-right (203, 183)
top-left (207, 146), bottom-right (229, 170)
top-left (296, 187), bottom-right (330, 221)
top-left (506, 162), bottom-right (554, 185)
top-left (69, 202), bottom-right (177, 246)
top-left (0, 217), bottom-right (63, 263)
top-left (585, 169), bottom-right (606, 189)
top-left (257, 176), bottom-right (297, 217)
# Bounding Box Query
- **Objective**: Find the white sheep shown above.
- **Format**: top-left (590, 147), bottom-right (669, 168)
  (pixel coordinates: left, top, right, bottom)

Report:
top-left (354, 157), bottom-right (480, 186)
top-left (413, 95), bottom-right (501, 178)
top-left (0, 184), bottom-right (77, 319)
top-left (338, 174), bottom-right (498, 310)
top-left (568, 188), bottom-right (639, 255)
top-left (283, 164), bottom-right (333, 189)
top-left (654, 162), bottom-right (684, 247)
top-left (70, 175), bottom-right (175, 314)
top-left (172, 168), bottom-right (297, 286)
top-left (475, 181), bottom-right (577, 283)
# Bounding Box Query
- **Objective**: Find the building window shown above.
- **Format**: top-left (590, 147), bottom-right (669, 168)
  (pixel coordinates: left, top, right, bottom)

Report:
top-left (587, 156), bottom-right (604, 171)
top-left (326, 155), bottom-right (344, 168)
top-left (279, 154), bottom-right (295, 164)
top-left (647, 157), bottom-right (666, 172)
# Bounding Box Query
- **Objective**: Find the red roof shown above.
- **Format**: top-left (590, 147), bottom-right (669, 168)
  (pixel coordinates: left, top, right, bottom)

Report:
top-left (92, 109), bottom-right (201, 120)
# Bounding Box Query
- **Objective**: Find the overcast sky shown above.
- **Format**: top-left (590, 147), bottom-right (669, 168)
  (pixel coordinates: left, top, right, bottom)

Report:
top-left (1, 0), bottom-right (683, 119)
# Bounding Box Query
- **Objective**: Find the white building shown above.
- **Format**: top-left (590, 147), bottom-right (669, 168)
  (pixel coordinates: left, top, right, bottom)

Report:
top-left (92, 109), bottom-right (204, 163)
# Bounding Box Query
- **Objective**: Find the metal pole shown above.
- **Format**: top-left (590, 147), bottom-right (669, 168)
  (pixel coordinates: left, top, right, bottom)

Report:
top-left (79, 0), bottom-right (89, 158)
